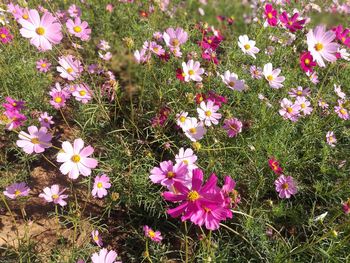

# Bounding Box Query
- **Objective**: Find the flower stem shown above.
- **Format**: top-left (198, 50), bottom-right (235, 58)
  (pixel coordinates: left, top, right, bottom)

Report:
top-left (59, 108), bottom-right (72, 130)
top-left (184, 221), bottom-right (189, 263)
top-left (145, 239), bottom-right (153, 263)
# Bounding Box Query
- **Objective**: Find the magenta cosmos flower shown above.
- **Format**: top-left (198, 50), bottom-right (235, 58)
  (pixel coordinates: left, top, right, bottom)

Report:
top-left (57, 55), bottom-right (83, 81)
top-left (36, 59), bottom-right (51, 73)
top-left (66, 17), bottom-right (91, 41)
top-left (57, 138), bottom-right (98, 179)
top-left (16, 126), bottom-right (52, 154)
top-left (223, 118), bottom-right (243, 138)
top-left (92, 230), bottom-right (103, 247)
top-left (182, 60), bottom-right (205, 82)
top-left (333, 25), bottom-right (350, 48)
top-left (2, 97), bottom-right (25, 112)
top-left (279, 11), bottom-right (305, 33)
top-left (39, 184), bottom-right (68, 207)
top-left (143, 225), bottom-right (163, 243)
top-left (2, 110), bottom-right (27, 131)
top-left (264, 4), bottom-right (278, 26)
top-left (38, 112), bottom-right (54, 128)
top-left (342, 199), bottom-right (350, 214)
top-left (3, 182), bottom-right (30, 199)
top-left (150, 160), bottom-right (188, 187)
top-left (92, 174), bottom-right (111, 198)
top-left (0, 27), bottom-right (13, 43)
top-left (18, 9), bottom-right (63, 51)
top-left (300, 52), bottom-right (317, 73)
top-left (49, 82), bottom-right (70, 109)
top-left (307, 25), bottom-right (339, 67)
top-left (91, 248), bottom-right (121, 263)
top-left (274, 175), bottom-right (297, 199)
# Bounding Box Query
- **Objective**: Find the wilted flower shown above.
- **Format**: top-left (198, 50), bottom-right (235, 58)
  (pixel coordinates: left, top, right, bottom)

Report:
top-left (222, 118), bottom-right (242, 138)
top-left (91, 230), bottom-right (103, 247)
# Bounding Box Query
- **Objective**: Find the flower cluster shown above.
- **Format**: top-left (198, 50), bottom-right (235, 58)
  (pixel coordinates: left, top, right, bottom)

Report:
top-left (0, 97), bottom-right (27, 130)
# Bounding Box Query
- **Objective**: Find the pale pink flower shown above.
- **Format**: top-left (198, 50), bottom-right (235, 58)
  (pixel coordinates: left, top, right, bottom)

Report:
top-left (143, 225), bottom-right (163, 243)
top-left (182, 60), bottom-right (204, 82)
top-left (288, 86), bottom-right (311, 98)
top-left (163, 27), bottom-right (188, 50)
top-left (238, 35), bottom-right (259, 59)
top-left (19, 9), bottom-right (63, 51)
top-left (38, 112), bottom-right (54, 128)
top-left (274, 175), bottom-right (297, 199)
top-left (220, 70), bottom-right (245, 91)
top-left (334, 84), bottom-right (346, 99)
top-left (318, 99), bottom-right (329, 109)
top-left (16, 126), bottom-right (52, 154)
top-left (57, 55), bottom-right (83, 80)
top-left (36, 59), bottom-right (51, 72)
top-left (91, 248), bottom-right (121, 263)
top-left (134, 48), bottom-right (151, 64)
top-left (175, 148), bottom-right (198, 171)
top-left (307, 25), bottom-right (339, 67)
top-left (92, 230), bottom-right (103, 247)
top-left (197, 100), bottom-right (222, 126)
top-left (183, 117), bottom-right (207, 142)
top-left (263, 63), bottom-right (285, 89)
top-left (106, 4), bottom-right (114, 13)
top-left (68, 4), bottom-right (81, 18)
top-left (66, 17), bottom-right (91, 41)
top-left (39, 184), bottom-right (68, 207)
top-left (92, 174), bottom-right (111, 198)
top-left (99, 52), bottom-right (112, 61)
top-left (72, 83), bottom-right (93, 104)
top-left (176, 111), bottom-right (190, 128)
top-left (49, 82), bottom-right (70, 109)
top-left (295, 96), bottom-right (313, 115)
top-left (279, 98), bottom-right (301, 122)
top-left (57, 138), bottom-right (98, 179)
top-left (149, 41), bottom-right (165, 56)
top-left (306, 71), bottom-right (319, 84)
top-left (97, 40), bottom-right (110, 51)
top-left (334, 100), bottom-right (349, 120)
top-left (326, 131), bottom-right (337, 147)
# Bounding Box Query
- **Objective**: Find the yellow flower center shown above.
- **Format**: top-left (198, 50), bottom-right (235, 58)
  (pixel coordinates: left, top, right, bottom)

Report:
top-left (267, 13), bottom-right (273, 19)
top-left (166, 171), bottom-right (176, 178)
top-left (297, 91), bottom-right (303, 95)
top-left (314, 43), bottom-right (323, 51)
top-left (52, 194), bottom-right (59, 199)
top-left (228, 81), bottom-right (235, 87)
top-left (288, 21), bottom-right (293, 25)
top-left (267, 75), bottom-right (274, 81)
top-left (205, 110), bottom-right (212, 117)
top-left (301, 103), bottom-right (306, 109)
top-left (244, 44), bottom-right (250, 50)
top-left (188, 70), bottom-right (194, 76)
top-left (153, 47), bottom-right (159, 52)
top-left (287, 107), bottom-right (293, 113)
top-left (71, 154), bottom-right (81, 163)
top-left (41, 63), bottom-right (47, 68)
top-left (172, 38), bottom-right (179, 46)
top-left (0, 33), bottom-right (6, 39)
top-left (187, 190), bottom-right (200, 201)
top-left (66, 67), bottom-right (74, 73)
top-left (97, 182), bottom-right (103, 188)
top-left (189, 127), bottom-right (197, 134)
top-left (304, 58), bottom-right (310, 65)
top-left (93, 235), bottom-right (99, 241)
top-left (36, 27), bottom-right (45, 36)
top-left (340, 109), bottom-right (347, 115)
top-left (54, 97), bottom-right (62, 103)
top-left (73, 26), bottom-right (82, 33)
top-left (79, 90), bottom-right (86, 96)
top-left (179, 116), bottom-right (186, 123)
top-left (282, 183), bottom-right (289, 189)
top-left (148, 230), bottom-right (156, 238)
top-left (14, 190), bottom-right (21, 196)
top-left (31, 137), bottom-right (40, 144)
top-left (203, 206), bottom-right (211, 213)
top-left (342, 37), bottom-right (346, 43)
top-left (183, 160), bottom-right (189, 165)
top-left (207, 39), bottom-right (212, 44)
top-left (22, 14), bottom-right (29, 19)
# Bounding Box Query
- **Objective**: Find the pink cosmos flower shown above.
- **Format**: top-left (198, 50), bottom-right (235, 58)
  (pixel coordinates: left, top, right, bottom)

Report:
top-left (201, 49), bottom-right (218, 64)
top-left (143, 225), bottom-right (163, 243)
top-left (163, 168), bottom-right (228, 229)
top-left (263, 63), bottom-right (285, 89)
top-left (39, 184), bottom-right (68, 207)
top-left (288, 86), bottom-right (311, 98)
top-left (334, 84), bottom-right (346, 99)
top-left (163, 27), bottom-right (188, 50)
top-left (207, 91), bottom-right (227, 107)
top-left (3, 182), bottom-right (30, 199)
top-left (334, 100), bottom-right (349, 120)
top-left (57, 138), bottom-right (98, 180)
top-left (150, 160), bottom-right (188, 187)
top-left (2, 110), bottom-right (27, 130)
top-left (333, 25), bottom-right (350, 48)
top-left (223, 118), bottom-right (243, 138)
top-left (220, 70), bottom-right (245, 91)
top-left (182, 117), bottom-right (207, 142)
top-left (149, 41), bottom-right (165, 56)
top-left (72, 83), bottom-right (93, 104)
top-left (153, 31), bottom-right (163, 41)
top-left (68, 4), bottom-right (81, 18)
top-left (307, 25), bottom-right (339, 67)
top-left (197, 101), bottom-right (222, 126)
top-left (92, 230), bottom-right (103, 247)
top-left (175, 148), bottom-right (198, 172)
top-left (279, 98), bottom-right (301, 122)
top-left (300, 52), bottom-right (317, 73)
top-left (2, 97), bottom-right (25, 112)
top-left (18, 9), bottom-right (63, 51)
top-left (318, 99), bottom-right (329, 109)
top-left (274, 175), bottom-right (297, 199)
top-left (91, 248), bottom-right (121, 263)
top-left (57, 55), bottom-right (83, 81)
top-left (134, 48), bottom-right (151, 64)
top-left (250, 65), bottom-right (263, 79)
top-left (0, 27), bottom-right (13, 43)
top-left (295, 96), bottom-right (313, 115)
top-left (98, 40), bottom-right (110, 51)
top-left (264, 4), bottom-right (278, 26)
top-left (7, 3), bottom-right (25, 21)
top-left (279, 11), bottom-right (305, 32)
top-left (49, 82), bottom-right (70, 109)
top-left (306, 71), bottom-right (319, 84)
top-left (238, 35), bottom-right (259, 59)
top-left (106, 4), bottom-right (114, 13)
top-left (66, 17), bottom-right (91, 41)
top-left (92, 174), bottom-right (111, 198)
top-left (221, 176), bottom-right (240, 208)
top-left (16, 126), bottom-right (52, 154)
top-left (182, 60), bottom-right (204, 82)
top-left (326, 131), bottom-right (337, 147)
top-left (36, 59), bottom-right (51, 73)
top-left (342, 199), bottom-right (350, 214)
top-left (38, 112), bottom-right (54, 128)
top-left (99, 51), bottom-right (112, 60)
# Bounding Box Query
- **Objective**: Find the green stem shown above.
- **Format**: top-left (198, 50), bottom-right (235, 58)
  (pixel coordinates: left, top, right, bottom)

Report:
top-left (184, 221), bottom-right (189, 263)
top-left (145, 239), bottom-right (153, 263)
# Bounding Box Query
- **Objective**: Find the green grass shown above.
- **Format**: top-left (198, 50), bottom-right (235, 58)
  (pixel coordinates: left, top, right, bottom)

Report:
top-left (1, 0), bottom-right (350, 262)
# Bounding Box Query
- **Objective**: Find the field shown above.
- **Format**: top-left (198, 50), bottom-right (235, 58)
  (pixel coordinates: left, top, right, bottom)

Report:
top-left (1, 0), bottom-right (350, 262)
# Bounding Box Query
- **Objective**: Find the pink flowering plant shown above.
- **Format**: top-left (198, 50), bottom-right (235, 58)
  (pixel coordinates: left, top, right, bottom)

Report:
top-left (1, 0), bottom-right (350, 262)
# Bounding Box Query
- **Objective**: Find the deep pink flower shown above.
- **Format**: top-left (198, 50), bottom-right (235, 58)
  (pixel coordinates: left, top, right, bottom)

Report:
top-left (202, 49), bottom-right (219, 64)
top-left (274, 175), bottom-right (297, 199)
top-left (143, 225), bottom-right (163, 243)
top-left (199, 35), bottom-right (222, 50)
top-left (333, 25), bottom-right (350, 47)
top-left (279, 12), bottom-right (305, 33)
top-left (16, 126), bottom-right (52, 154)
top-left (2, 110), bottom-right (27, 130)
top-left (2, 97), bottom-right (25, 112)
top-left (150, 160), bottom-right (188, 187)
top-left (264, 4), bottom-right (278, 27)
top-left (268, 158), bottom-right (283, 175)
top-left (39, 184), bottom-right (68, 207)
top-left (343, 199), bottom-right (350, 214)
top-left (0, 27), bottom-right (13, 43)
top-left (66, 17), bottom-right (91, 41)
top-left (221, 176), bottom-right (240, 208)
top-left (18, 9), bottom-right (63, 51)
top-left (300, 52), bottom-right (317, 73)
top-left (223, 118), bottom-right (242, 138)
top-left (3, 182), bottom-right (30, 199)
top-left (92, 174), bottom-right (111, 198)
top-left (207, 91), bottom-right (227, 107)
